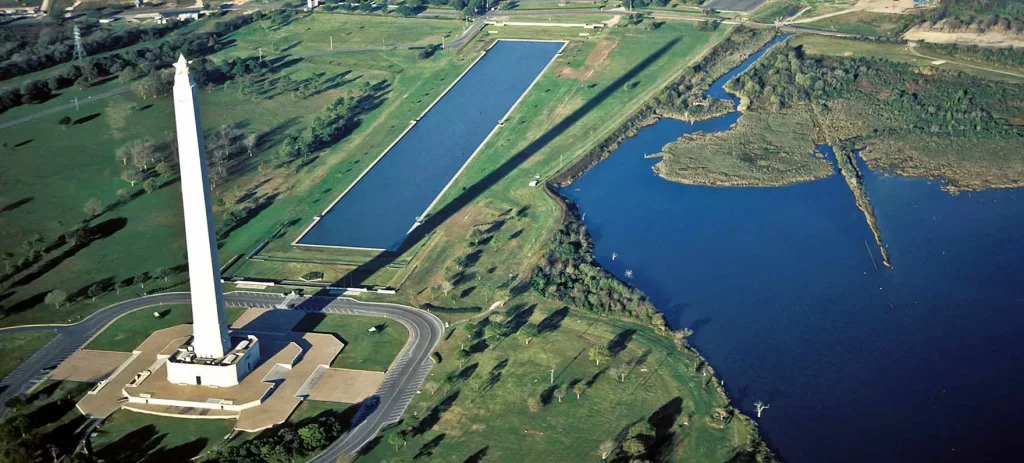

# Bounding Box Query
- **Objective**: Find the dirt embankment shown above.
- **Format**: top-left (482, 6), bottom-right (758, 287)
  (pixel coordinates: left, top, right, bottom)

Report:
top-left (904, 23), bottom-right (1024, 47)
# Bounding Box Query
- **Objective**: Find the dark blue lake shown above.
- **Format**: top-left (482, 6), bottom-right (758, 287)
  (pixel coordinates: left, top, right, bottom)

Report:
top-left (563, 38), bottom-right (1024, 463)
top-left (299, 40), bottom-right (564, 250)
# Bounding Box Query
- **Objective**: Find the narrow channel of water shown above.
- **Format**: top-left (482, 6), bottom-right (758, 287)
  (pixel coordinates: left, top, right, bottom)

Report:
top-left (563, 38), bottom-right (1024, 462)
top-left (299, 40), bottom-right (564, 251)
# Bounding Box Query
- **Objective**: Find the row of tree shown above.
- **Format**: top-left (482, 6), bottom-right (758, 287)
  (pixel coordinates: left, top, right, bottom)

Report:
top-left (922, 0), bottom-right (1024, 33)
top-left (0, 22), bottom-right (184, 82)
top-left (0, 12), bottom-right (263, 114)
top-left (530, 211), bottom-right (667, 330)
top-left (206, 413), bottom-right (346, 462)
top-left (279, 89), bottom-right (381, 163)
top-left (918, 42), bottom-right (1024, 71)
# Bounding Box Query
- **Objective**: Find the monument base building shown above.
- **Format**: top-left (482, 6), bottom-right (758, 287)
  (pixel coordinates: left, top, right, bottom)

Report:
top-left (165, 334), bottom-right (261, 387)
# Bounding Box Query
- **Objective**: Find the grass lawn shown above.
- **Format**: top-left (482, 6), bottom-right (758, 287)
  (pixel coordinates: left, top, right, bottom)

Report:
top-left (85, 305), bottom-right (245, 352)
top-left (91, 409), bottom-right (235, 461)
top-left (293, 313), bottom-right (409, 371)
top-left (359, 302), bottom-right (757, 462)
top-left (0, 331), bottom-right (56, 379)
top-left (0, 12), bottom-right (463, 327)
top-left (798, 10), bottom-right (916, 37)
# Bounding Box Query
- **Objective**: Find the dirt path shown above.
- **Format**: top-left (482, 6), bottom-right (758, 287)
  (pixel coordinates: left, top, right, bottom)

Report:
top-left (907, 42), bottom-right (1024, 79)
top-left (786, 8), bottom-right (857, 25)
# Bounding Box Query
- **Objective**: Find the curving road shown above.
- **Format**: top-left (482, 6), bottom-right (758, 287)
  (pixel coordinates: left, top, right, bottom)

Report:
top-left (0, 291), bottom-right (443, 457)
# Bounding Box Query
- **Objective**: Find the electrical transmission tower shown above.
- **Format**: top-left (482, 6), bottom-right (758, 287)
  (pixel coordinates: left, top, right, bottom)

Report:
top-left (73, 26), bottom-right (87, 62)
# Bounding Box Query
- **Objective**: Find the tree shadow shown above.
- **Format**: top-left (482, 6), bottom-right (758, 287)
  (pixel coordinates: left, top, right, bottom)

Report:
top-left (539, 384), bottom-right (558, 406)
top-left (414, 433), bottom-right (446, 460)
top-left (0, 196), bottom-right (32, 214)
top-left (412, 391), bottom-right (460, 436)
top-left (463, 445), bottom-right (489, 463)
top-left (72, 113), bottom-right (102, 125)
top-left (607, 328), bottom-right (636, 356)
top-left (585, 366), bottom-right (608, 388)
top-left (324, 39), bottom-right (681, 289)
top-left (537, 307), bottom-right (569, 334)
top-left (647, 396), bottom-right (684, 461)
top-left (503, 303), bottom-right (535, 335)
top-left (7, 217), bottom-right (128, 292)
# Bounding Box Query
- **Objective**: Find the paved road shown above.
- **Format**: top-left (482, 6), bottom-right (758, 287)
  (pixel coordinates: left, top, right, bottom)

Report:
top-left (0, 291), bottom-right (443, 457)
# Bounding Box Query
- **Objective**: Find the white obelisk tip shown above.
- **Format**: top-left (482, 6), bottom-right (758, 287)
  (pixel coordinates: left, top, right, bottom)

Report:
top-left (173, 54), bottom-right (189, 75)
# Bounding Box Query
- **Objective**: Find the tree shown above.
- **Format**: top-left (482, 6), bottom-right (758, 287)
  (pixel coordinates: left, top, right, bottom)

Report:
top-left (143, 178), bottom-right (158, 194)
top-left (527, 396), bottom-right (541, 412)
top-left (121, 167), bottom-right (143, 187)
top-left (58, 116), bottom-right (72, 129)
top-left (754, 400), bottom-right (770, 418)
top-left (244, 132), bottom-right (258, 157)
top-left (155, 162), bottom-right (174, 178)
top-left (157, 267), bottom-right (175, 281)
top-left (87, 283), bottom-right (104, 302)
top-left (1, 252), bottom-right (13, 272)
top-left (673, 327), bottom-right (694, 351)
top-left (115, 144), bottom-right (132, 165)
top-left (83, 198), bottom-right (103, 217)
top-left (455, 349), bottom-right (470, 368)
top-left (554, 387), bottom-right (566, 403)
top-left (483, 322), bottom-right (505, 340)
top-left (387, 432), bottom-right (406, 451)
top-left (628, 422), bottom-right (655, 439)
top-left (518, 323), bottom-right (540, 345)
top-left (622, 437), bottom-right (646, 456)
top-left (115, 281), bottom-right (127, 294)
top-left (298, 424), bottom-right (326, 450)
top-left (599, 440), bottom-right (615, 460)
top-left (44, 289), bottom-right (67, 309)
top-left (588, 345), bottom-right (610, 366)
top-left (439, 278), bottom-right (455, 296)
top-left (573, 382), bottom-right (583, 399)
top-left (115, 188), bottom-right (131, 203)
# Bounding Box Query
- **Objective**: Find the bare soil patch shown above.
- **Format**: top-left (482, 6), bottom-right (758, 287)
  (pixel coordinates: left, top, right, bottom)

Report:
top-left (854, 0), bottom-right (917, 14)
top-left (904, 24), bottom-right (1024, 47)
top-left (557, 40), bottom-right (617, 81)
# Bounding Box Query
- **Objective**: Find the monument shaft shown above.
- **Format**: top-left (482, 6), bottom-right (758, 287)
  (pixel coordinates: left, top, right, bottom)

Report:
top-left (173, 55), bottom-right (231, 359)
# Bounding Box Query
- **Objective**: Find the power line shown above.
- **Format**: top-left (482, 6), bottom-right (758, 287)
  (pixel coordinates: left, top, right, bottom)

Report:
top-left (72, 25), bottom-right (87, 61)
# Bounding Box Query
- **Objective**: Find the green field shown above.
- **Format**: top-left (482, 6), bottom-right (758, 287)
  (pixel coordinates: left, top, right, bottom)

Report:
top-left (359, 303), bottom-right (761, 462)
top-left (85, 305), bottom-right (245, 352)
top-left (0, 12), bottom-right (465, 327)
top-left (0, 331), bottom-right (55, 379)
top-left (91, 409), bottom-right (235, 461)
top-left (293, 313), bottom-right (409, 371)
top-left (798, 10), bottom-right (916, 37)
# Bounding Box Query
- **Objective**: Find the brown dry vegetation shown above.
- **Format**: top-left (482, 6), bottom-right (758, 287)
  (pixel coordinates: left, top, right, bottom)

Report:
top-left (655, 109), bottom-right (834, 186)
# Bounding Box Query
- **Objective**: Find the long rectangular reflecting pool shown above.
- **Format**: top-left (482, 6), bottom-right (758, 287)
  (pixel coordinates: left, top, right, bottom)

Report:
top-left (296, 40), bottom-right (566, 251)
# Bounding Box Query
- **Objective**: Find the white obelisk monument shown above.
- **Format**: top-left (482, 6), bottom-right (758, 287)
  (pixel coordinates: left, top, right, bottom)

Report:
top-left (172, 54), bottom-right (231, 359)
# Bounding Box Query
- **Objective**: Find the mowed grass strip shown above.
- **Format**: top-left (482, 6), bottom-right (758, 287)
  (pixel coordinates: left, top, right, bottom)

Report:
top-left (91, 409), bottom-right (235, 461)
top-left (86, 305), bottom-right (245, 352)
top-left (0, 331), bottom-right (56, 379)
top-left (292, 313), bottom-right (409, 371)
